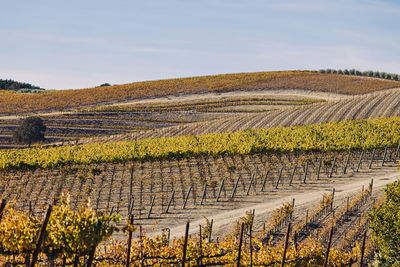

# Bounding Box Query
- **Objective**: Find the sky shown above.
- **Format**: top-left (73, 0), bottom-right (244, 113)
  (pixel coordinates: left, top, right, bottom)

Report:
top-left (1, 0), bottom-right (400, 90)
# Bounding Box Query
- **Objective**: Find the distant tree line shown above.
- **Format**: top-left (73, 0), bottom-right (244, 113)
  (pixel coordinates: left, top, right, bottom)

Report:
top-left (0, 79), bottom-right (45, 93)
top-left (318, 69), bottom-right (399, 81)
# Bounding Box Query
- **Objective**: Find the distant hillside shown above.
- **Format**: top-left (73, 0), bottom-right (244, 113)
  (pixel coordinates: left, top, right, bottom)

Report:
top-left (0, 79), bottom-right (44, 93)
top-left (1, 70), bottom-right (400, 115)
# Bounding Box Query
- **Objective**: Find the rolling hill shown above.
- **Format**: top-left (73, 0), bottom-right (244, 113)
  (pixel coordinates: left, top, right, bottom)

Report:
top-left (1, 70), bottom-right (400, 115)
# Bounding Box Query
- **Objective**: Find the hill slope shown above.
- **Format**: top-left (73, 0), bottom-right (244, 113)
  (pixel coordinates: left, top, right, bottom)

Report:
top-left (2, 70), bottom-right (400, 115)
top-left (80, 87), bottom-right (400, 144)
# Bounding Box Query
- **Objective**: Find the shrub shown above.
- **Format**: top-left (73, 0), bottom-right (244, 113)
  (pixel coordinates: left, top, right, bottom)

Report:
top-left (13, 117), bottom-right (46, 147)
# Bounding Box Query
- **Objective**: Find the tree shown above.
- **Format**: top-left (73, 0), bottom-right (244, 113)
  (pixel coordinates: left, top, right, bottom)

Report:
top-left (99, 83), bottom-right (111, 87)
top-left (13, 117), bottom-right (46, 147)
top-left (368, 181), bottom-right (400, 266)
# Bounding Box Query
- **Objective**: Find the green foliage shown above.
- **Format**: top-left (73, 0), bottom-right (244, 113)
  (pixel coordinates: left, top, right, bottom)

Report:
top-left (0, 79), bottom-right (44, 92)
top-left (368, 181), bottom-right (400, 266)
top-left (13, 116), bottom-right (46, 146)
top-left (98, 83), bottom-right (111, 87)
top-left (319, 69), bottom-right (400, 81)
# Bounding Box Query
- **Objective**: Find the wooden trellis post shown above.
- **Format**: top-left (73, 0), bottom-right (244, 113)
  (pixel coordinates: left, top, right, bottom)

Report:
top-left (356, 151), bottom-right (364, 172)
top-left (289, 165), bottom-right (297, 186)
top-left (236, 222), bottom-right (245, 267)
top-left (0, 199), bottom-right (6, 222)
top-left (126, 215), bottom-right (134, 267)
top-left (183, 187), bottom-right (192, 209)
top-left (329, 157), bottom-right (337, 178)
top-left (275, 167), bottom-right (284, 189)
top-left (147, 195), bottom-right (156, 218)
top-left (343, 151), bottom-right (351, 174)
top-left (232, 176), bottom-right (241, 197)
top-left (303, 161), bottom-right (309, 183)
top-left (246, 174), bottom-right (255, 195)
top-left (261, 171), bottom-right (269, 192)
top-left (166, 190), bottom-right (175, 213)
top-left (30, 205), bottom-right (52, 267)
top-left (200, 183), bottom-right (207, 205)
top-left (369, 148), bottom-right (376, 169)
top-left (323, 226), bottom-right (334, 267)
top-left (280, 223), bottom-right (291, 267)
top-left (216, 180), bottom-right (225, 202)
top-left (208, 219), bottom-right (214, 242)
top-left (359, 231), bottom-right (367, 267)
top-left (182, 221), bottom-right (190, 267)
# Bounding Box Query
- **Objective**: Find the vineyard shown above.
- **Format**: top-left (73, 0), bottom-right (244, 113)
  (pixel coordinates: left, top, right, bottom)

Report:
top-left (81, 87), bottom-right (400, 144)
top-left (1, 76), bottom-right (399, 148)
top-left (0, 96), bottom-right (314, 148)
top-left (0, 155), bottom-right (397, 265)
top-left (0, 70), bottom-right (400, 266)
top-left (0, 71), bottom-right (400, 115)
top-left (1, 116), bottom-right (400, 171)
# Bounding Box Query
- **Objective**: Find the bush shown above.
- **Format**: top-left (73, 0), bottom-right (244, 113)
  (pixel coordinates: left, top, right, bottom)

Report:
top-left (368, 181), bottom-right (400, 266)
top-left (13, 117), bottom-right (46, 147)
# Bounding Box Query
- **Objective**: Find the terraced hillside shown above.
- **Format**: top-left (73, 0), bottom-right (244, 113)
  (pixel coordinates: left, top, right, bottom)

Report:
top-left (1, 70), bottom-right (400, 115)
top-left (0, 95), bottom-right (320, 148)
top-left (1, 71), bottom-right (400, 148)
top-left (81, 87), bottom-right (400, 144)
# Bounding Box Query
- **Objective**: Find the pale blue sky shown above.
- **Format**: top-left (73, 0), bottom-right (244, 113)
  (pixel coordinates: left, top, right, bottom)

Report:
top-left (1, 0), bottom-right (400, 89)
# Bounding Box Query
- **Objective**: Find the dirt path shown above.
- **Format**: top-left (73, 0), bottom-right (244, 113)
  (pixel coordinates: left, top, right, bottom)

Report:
top-left (146, 165), bottom-right (399, 239)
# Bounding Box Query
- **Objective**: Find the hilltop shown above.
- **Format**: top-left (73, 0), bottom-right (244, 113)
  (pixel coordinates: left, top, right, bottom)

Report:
top-left (1, 70), bottom-right (400, 115)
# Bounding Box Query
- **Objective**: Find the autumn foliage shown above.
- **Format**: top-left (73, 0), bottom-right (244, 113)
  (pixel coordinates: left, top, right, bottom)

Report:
top-left (1, 71), bottom-right (400, 114)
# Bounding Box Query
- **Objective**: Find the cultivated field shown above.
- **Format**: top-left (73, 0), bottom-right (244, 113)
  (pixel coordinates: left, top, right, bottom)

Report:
top-left (2, 70), bottom-right (400, 115)
top-left (1, 71), bottom-right (400, 265)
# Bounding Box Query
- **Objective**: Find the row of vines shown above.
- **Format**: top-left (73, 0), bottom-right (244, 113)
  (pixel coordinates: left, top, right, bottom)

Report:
top-left (1, 116), bottom-right (400, 171)
top-left (0, 179), bottom-right (383, 266)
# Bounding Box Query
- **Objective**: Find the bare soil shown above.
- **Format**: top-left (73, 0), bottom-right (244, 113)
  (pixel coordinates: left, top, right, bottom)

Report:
top-left (144, 164), bottom-right (399, 240)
